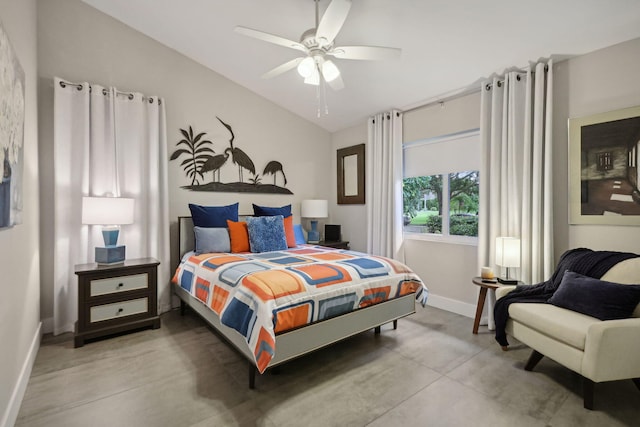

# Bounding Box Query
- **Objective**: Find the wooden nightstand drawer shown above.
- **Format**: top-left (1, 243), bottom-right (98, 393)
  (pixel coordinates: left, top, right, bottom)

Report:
top-left (90, 273), bottom-right (148, 297)
top-left (90, 297), bottom-right (149, 323)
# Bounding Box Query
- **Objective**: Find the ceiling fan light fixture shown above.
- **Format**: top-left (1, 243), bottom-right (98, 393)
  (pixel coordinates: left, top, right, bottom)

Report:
top-left (304, 66), bottom-right (320, 86)
top-left (297, 56), bottom-right (316, 78)
top-left (321, 59), bottom-right (340, 82)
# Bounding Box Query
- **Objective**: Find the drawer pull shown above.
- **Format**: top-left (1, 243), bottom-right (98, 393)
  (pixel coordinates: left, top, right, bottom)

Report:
top-left (117, 283), bottom-right (124, 288)
top-left (117, 308), bottom-right (124, 314)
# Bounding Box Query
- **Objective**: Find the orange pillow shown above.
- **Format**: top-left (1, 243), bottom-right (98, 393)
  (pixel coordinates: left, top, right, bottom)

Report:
top-left (283, 215), bottom-right (296, 248)
top-left (227, 220), bottom-right (250, 253)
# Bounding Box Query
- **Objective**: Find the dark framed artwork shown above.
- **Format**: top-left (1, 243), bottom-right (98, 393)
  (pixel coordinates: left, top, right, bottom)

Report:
top-left (337, 143), bottom-right (365, 204)
top-left (0, 21), bottom-right (25, 228)
top-left (569, 105), bottom-right (640, 225)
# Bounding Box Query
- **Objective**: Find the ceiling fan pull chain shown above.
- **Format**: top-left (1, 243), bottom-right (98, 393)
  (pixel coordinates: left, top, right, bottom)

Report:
top-left (316, 83), bottom-right (321, 118)
top-left (323, 77), bottom-right (329, 115)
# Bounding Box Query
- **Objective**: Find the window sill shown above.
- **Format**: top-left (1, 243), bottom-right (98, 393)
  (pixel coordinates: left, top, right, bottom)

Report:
top-left (403, 232), bottom-right (478, 246)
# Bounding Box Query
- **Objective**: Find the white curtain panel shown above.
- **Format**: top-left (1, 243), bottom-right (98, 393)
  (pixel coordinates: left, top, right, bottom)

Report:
top-left (366, 110), bottom-right (403, 259)
top-left (478, 61), bottom-right (554, 328)
top-left (53, 78), bottom-right (170, 335)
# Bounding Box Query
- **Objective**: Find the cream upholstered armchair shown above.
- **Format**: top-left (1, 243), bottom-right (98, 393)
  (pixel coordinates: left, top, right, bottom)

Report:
top-left (496, 257), bottom-right (640, 409)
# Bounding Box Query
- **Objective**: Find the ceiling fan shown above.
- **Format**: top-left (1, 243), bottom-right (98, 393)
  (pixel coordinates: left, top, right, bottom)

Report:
top-left (235, 0), bottom-right (401, 90)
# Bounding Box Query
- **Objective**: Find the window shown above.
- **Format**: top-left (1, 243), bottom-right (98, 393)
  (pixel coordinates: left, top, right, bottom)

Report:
top-left (403, 130), bottom-right (480, 243)
top-left (403, 171), bottom-right (479, 237)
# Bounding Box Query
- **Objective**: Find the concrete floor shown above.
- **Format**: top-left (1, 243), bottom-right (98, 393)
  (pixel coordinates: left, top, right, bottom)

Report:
top-left (16, 305), bottom-right (640, 426)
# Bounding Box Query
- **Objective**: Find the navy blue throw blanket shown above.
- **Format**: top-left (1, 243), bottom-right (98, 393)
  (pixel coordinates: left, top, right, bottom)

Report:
top-left (494, 248), bottom-right (639, 347)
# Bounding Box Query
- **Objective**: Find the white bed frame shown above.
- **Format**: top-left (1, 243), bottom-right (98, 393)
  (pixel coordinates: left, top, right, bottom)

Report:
top-left (174, 216), bottom-right (417, 388)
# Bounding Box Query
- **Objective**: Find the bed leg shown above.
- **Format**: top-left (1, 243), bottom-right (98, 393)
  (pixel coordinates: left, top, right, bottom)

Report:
top-left (180, 300), bottom-right (186, 316)
top-left (393, 319), bottom-right (398, 330)
top-left (374, 326), bottom-right (381, 335)
top-left (249, 364), bottom-right (256, 389)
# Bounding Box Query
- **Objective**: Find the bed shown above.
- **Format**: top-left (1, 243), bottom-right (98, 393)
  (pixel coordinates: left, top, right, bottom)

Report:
top-left (172, 216), bottom-right (428, 388)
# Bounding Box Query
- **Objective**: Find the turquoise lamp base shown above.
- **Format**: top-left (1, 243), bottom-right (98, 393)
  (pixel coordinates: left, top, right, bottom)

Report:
top-left (95, 245), bottom-right (126, 265)
top-left (308, 220), bottom-right (320, 243)
top-left (97, 226), bottom-right (125, 264)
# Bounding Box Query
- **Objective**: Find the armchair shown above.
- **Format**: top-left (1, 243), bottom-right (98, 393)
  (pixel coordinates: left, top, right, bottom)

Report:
top-left (496, 256), bottom-right (640, 409)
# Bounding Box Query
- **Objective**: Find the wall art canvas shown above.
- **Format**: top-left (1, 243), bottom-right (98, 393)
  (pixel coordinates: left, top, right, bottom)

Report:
top-left (0, 21), bottom-right (25, 228)
top-left (171, 116), bottom-right (293, 194)
top-left (569, 105), bottom-right (640, 225)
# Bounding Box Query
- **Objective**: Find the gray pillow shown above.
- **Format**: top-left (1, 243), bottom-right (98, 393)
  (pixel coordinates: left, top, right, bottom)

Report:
top-left (193, 226), bottom-right (231, 254)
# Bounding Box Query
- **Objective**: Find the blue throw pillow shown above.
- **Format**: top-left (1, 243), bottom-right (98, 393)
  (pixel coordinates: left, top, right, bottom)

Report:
top-left (246, 215), bottom-right (288, 253)
top-left (193, 226), bottom-right (231, 254)
top-left (293, 223), bottom-right (306, 244)
top-left (252, 204), bottom-right (292, 217)
top-left (548, 271), bottom-right (640, 320)
top-left (189, 203), bottom-right (238, 228)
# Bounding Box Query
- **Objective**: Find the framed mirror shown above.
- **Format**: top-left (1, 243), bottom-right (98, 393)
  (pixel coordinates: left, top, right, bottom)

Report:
top-left (337, 143), bottom-right (365, 204)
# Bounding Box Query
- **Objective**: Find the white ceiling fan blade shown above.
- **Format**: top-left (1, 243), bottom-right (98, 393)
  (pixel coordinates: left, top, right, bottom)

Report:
top-left (316, 0), bottom-right (352, 47)
top-left (329, 45), bottom-right (401, 60)
top-left (235, 26), bottom-right (307, 53)
top-left (326, 73), bottom-right (344, 91)
top-left (261, 57), bottom-right (304, 79)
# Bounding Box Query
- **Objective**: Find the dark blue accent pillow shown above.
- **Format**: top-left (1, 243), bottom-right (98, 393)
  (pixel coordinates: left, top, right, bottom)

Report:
top-left (246, 215), bottom-right (288, 253)
top-left (189, 203), bottom-right (238, 228)
top-left (548, 271), bottom-right (640, 320)
top-left (252, 204), bottom-right (292, 217)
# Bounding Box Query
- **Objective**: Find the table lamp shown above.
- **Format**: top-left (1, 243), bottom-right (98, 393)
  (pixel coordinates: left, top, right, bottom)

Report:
top-left (301, 199), bottom-right (328, 243)
top-left (82, 196), bottom-right (134, 265)
top-left (495, 236), bottom-right (520, 284)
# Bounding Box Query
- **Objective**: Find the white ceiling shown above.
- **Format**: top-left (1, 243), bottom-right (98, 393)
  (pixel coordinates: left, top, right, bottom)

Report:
top-left (81, 0), bottom-right (640, 133)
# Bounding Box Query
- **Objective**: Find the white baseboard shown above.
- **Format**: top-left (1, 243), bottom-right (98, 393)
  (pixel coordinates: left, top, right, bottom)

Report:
top-left (1, 322), bottom-right (41, 427)
top-left (426, 294), bottom-right (476, 319)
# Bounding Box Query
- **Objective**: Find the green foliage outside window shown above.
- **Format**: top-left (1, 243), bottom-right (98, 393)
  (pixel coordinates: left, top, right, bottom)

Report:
top-left (403, 171), bottom-right (479, 237)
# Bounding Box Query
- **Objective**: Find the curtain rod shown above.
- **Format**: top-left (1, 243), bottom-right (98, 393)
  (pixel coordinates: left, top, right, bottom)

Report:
top-left (403, 63), bottom-right (549, 113)
top-left (58, 80), bottom-right (161, 105)
top-left (402, 85), bottom-right (481, 114)
top-left (484, 65), bottom-right (549, 91)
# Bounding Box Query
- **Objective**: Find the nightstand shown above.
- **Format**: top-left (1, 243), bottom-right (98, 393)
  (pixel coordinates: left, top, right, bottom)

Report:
top-left (471, 276), bottom-right (523, 334)
top-left (318, 240), bottom-right (350, 250)
top-left (74, 257), bottom-right (161, 347)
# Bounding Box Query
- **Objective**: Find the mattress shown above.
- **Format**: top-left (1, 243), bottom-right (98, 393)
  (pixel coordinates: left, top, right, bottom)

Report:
top-left (172, 245), bottom-right (428, 373)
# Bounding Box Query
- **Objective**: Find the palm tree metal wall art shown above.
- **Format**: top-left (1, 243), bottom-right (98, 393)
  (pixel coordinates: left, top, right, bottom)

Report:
top-left (170, 126), bottom-right (214, 186)
top-left (170, 117), bottom-right (292, 194)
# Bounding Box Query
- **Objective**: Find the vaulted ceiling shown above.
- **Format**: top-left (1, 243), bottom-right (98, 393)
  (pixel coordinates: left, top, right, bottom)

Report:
top-left (82, 0), bottom-right (640, 132)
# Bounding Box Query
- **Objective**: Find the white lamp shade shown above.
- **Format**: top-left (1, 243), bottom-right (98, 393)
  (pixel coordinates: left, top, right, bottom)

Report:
top-left (321, 59), bottom-right (340, 82)
top-left (301, 199), bottom-right (328, 218)
top-left (297, 56), bottom-right (315, 78)
top-left (495, 237), bottom-right (521, 268)
top-left (82, 197), bottom-right (135, 225)
top-left (304, 65), bottom-right (320, 86)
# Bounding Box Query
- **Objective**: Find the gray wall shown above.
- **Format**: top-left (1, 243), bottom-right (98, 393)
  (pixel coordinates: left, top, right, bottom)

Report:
top-left (553, 37), bottom-right (640, 254)
top-left (331, 38), bottom-right (640, 317)
top-left (331, 92), bottom-right (482, 316)
top-left (0, 0), bottom-right (40, 424)
top-left (37, 0), bottom-right (332, 323)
